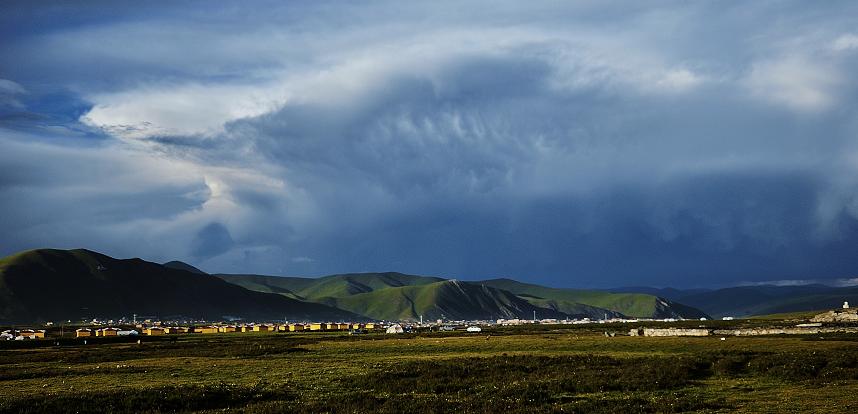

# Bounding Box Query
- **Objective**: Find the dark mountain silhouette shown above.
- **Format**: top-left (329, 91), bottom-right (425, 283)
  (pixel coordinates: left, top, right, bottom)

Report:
top-left (0, 249), bottom-right (358, 323)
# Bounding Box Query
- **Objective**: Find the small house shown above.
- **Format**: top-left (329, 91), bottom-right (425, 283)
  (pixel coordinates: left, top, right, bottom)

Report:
top-left (195, 326), bottom-right (219, 334)
top-left (218, 326), bottom-right (237, 333)
top-left (252, 325), bottom-right (270, 333)
top-left (18, 329), bottom-right (46, 339)
top-left (96, 328), bottom-right (119, 337)
top-left (289, 324), bottom-right (305, 332)
top-left (75, 328), bottom-right (92, 338)
top-left (309, 323), bottom-right (324, 331)
top-left (144, 327), bottom-right (165, 336)
top-left (364, 323), bottom-right (376, 330)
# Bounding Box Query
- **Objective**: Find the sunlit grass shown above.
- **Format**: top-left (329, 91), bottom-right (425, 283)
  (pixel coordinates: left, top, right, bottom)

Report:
top-left (1, 326), bottom-right (857, 413)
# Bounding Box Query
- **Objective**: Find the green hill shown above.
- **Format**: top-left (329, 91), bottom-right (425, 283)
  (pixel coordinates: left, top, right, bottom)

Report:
top-left (217, 273), bottom-right (570, 321)
top-left (213, 274), bottom-right (310, 300)
top-left (321, 279), bottom-right (575, 321)
top-left (215, 272), bottom-right (707, 320)
top-left (0, 249), bottom-right (359, 323)
top-left (216, 272), bottom-right (445, 302)
top-left (215, 274), bottom-right (317, 297)
top-left (478, 278), bottom-right (708, 319)
top-left (295, 272), bottom-right (445, 299)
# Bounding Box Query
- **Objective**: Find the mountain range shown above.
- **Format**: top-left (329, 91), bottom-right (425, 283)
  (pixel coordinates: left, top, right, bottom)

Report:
top-left (216, 272), bottom-right (596, 321)
top-left (8, 247), bottom-right (851, 324)
top-left (0, 248), bottom-right (710, 324)
top-left (610, 285), bottom-right (858, 317)
top-left (0, 249), bottom-right (357, 323)
top-left (212, 271), bottom-right (712, 321)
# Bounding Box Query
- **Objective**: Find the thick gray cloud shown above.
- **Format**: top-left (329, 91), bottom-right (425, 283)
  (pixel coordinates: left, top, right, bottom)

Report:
top-left (191, 222), bottom-right (234, 260)
top-left (2, 1), bottom-right (858, 287)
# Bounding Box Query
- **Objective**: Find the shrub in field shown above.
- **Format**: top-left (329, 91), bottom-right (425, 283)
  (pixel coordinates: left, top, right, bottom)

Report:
top-left (703, 348), bottom-right (858, 382)
top-left (358, 355), bottom-right (709, 396)
top-left (0, 383), bottom-right (293, 414)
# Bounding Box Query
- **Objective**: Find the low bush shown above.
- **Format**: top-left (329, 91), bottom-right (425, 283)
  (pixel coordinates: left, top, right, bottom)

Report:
top-left (0, 383), bottom-right (294, 414)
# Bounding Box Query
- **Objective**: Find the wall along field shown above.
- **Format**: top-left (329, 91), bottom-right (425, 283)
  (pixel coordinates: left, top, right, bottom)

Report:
top-left (2, 324), bottom-right (858, 413)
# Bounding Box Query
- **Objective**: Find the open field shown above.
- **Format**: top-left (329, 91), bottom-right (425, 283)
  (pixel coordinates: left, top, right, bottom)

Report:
top-left (2, 324), bottom-right (858, 413)
top-left (747, 310), bottom-right (829, 320)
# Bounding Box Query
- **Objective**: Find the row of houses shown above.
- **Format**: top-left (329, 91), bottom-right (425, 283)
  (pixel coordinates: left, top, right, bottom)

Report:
top-left (629, 326), bottom-right (858, 337)
top-left (74, 322), bottom-right (380, 337)
top-left (74, 328), bottom-right (139, 337)
top-left (1, 329), bottom-right (46, 340)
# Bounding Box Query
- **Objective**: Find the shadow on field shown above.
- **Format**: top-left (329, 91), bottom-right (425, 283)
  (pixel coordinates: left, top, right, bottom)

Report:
top-left (1, 383), bottom-right (292, 414)
top-left (3, 341), bottom-right (858, 413)
top-left (0, 336), bottom-right (317, 365)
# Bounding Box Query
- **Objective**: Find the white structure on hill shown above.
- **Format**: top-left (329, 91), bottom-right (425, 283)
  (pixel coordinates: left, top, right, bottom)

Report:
top-left (386, 324), bottom-right (404, 334)
top-left (811, 307), bottom-right (858, 323)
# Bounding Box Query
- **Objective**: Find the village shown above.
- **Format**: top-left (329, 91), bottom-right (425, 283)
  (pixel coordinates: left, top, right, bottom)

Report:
top-left (0, 317), bottom-right (662, 341)
top-left (3, 322), bottom-right (384, 340)
top-left (1, 320), bottom-right (483, 340)
top-left (631, 302), bottom-right (858, 337)
top-left (73, 322), bottom-right (382, 338)
top-left (1, 313), bottom-right (713, 341)
top-left (4, 302), bottom-right (857, 342)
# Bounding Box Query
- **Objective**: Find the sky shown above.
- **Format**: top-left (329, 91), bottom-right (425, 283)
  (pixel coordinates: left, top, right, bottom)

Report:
top-left (2, 1), bottom-right (858, 288)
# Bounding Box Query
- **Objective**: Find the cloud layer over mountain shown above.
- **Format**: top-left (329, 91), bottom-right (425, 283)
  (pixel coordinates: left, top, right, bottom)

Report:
top-left (2, 1), bottom-right (858, 287)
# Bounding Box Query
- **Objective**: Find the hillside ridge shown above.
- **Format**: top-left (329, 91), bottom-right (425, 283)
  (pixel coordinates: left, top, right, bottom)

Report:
top-left (0, 249), bottom-right (358, 323)
top-left (215, 272), bottom-right (707, 320)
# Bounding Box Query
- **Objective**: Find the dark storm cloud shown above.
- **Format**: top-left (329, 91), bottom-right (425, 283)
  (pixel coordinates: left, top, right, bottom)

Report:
top-left (191, 223), bottom-right (234, 260)
top-left (2, 1), bottom-right (858, 286)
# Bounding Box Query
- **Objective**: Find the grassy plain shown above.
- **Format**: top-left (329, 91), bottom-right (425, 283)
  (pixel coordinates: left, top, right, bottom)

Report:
top-left (1, 324), bottom-right (857, 413)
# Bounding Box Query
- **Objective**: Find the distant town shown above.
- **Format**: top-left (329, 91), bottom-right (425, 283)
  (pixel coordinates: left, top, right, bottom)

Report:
top-left (5, 301), bottom-right (857, 341)
top-left (0, 316), bottom-right (723, 341)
